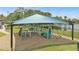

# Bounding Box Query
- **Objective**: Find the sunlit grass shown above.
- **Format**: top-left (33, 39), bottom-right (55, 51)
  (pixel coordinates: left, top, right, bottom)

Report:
top-left (34, 44), bottom-right (77, 51)
top-left (0, 32), bottom-right (6, 37)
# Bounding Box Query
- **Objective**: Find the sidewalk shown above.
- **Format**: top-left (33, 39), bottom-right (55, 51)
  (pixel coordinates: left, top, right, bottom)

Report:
top-left (0, 31), bottom-right (15, 51)
top-left (53, 33), bottom-right (79, 42)
top-left (0, 29), bottom-right (9, 34)
top-left (0, 34), bottom-right (11, 51)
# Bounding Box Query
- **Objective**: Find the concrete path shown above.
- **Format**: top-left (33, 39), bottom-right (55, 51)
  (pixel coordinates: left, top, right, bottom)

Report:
top-left (0, 30), bottom-right (10, 50)
top-left (0, 34), bottom-right (11, 51)
top-left (53, 33), bottom-right (79, 42)
top-left (0, 32), bottom-right (15, 51)
top-left (0, 30), bottom-right (9, 34)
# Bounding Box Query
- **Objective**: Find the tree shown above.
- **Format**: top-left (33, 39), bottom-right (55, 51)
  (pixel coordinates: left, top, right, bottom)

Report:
top-left (44, 12), bottom-right (52, 17)
top-left (15, 7), bottom-right (25, 12)
top-left (0, 14), bottom-right (5, 20)
top-left (6, 8), bottom-right (52, 25)
top-left (59, 16), bottom-right (62, 19)
top-left (64, 16), bottom-right (67, 21)
top-left (72, 18), bottom-right (79, 24)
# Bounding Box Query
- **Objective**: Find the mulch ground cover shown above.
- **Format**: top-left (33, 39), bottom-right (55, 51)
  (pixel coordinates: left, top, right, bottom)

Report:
top-left (14, 32), bottom-right (76, 51)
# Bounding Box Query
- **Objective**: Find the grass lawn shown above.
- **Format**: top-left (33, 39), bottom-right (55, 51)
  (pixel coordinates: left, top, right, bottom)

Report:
top-left (0, 32), bottom-right (6, 37)
top-left (34, 44), bottom-right (77, 51)
top-left (53, 29), bottom-right (79, 39)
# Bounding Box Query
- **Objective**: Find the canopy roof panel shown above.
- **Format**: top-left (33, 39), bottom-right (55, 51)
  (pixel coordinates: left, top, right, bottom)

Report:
top-left (13, 14), bottom-right (68, 25)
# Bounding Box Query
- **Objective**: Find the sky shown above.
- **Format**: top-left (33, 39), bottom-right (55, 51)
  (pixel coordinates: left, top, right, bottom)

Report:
top-left (0, 7), bottom-right (79, 19)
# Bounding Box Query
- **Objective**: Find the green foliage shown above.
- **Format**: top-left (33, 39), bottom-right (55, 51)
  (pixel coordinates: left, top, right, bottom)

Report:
top-left (72, 18), bottom-right (79, 24)
top-left (64, 16), bottom-right (67, 19)
top-left (6, 12), bottom-right (24, 24)
top-left (5, 7), bottom-right (79, 25)
top-left (6, 8), bottom-right (52, 24)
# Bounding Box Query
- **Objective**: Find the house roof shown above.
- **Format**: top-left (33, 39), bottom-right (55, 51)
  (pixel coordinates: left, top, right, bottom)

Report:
top-left (13, 14), bottom-right (68, 25)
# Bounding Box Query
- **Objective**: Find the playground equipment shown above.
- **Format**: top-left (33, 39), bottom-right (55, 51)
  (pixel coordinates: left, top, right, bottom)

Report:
top-left (10, 14), bottom-right (69, 51)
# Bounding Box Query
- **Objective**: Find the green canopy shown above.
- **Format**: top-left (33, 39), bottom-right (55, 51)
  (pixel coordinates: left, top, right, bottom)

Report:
top-left (13, 14), bottom-right (68, 25)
